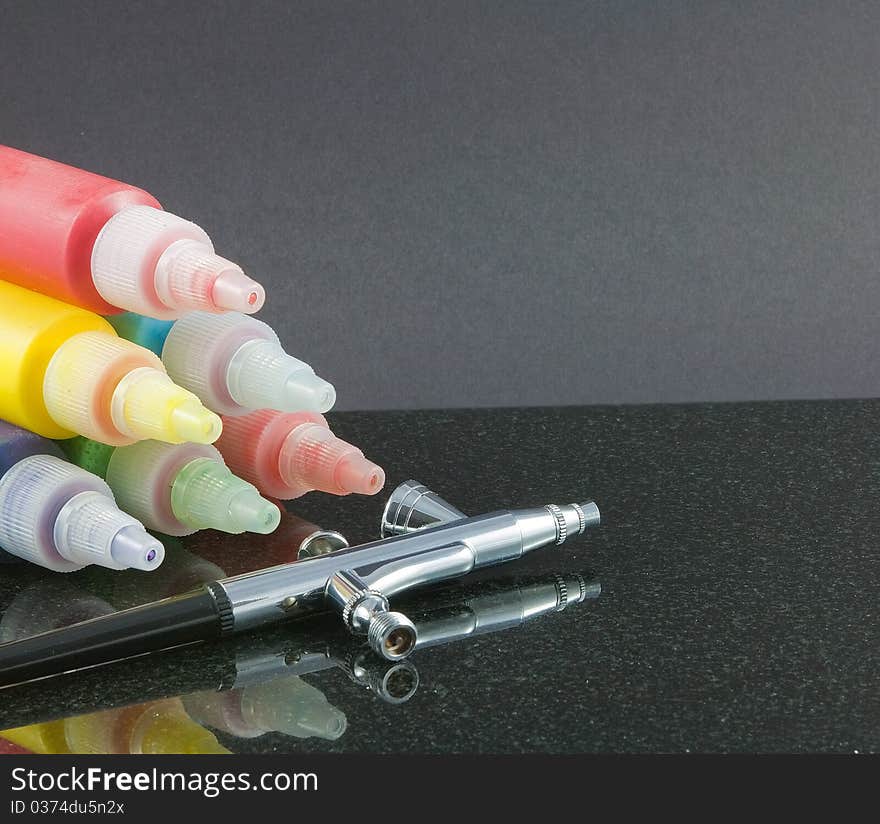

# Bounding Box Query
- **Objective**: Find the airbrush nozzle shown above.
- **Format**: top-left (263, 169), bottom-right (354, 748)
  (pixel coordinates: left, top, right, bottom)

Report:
top-left (0, 481), bottom-right (600, 684)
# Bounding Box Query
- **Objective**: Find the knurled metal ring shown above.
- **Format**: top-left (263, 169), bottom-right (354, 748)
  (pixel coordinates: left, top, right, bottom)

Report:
top-left (570, 503), bottom-right (587, 535)
top-left (553, 574), bottom-right (568, 611)
top-left (576, 574), bottom-right (587, 602)
top-left (342, 589), bottom-right (388, 632)
top-left (204, 582), bottom-right (234, 635)
top-left (545, 504), bottom-right (567, 545)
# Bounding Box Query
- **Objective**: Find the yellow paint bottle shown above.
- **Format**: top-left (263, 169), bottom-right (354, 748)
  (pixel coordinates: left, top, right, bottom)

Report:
top-left (0, 280), bottom-right (221, 444)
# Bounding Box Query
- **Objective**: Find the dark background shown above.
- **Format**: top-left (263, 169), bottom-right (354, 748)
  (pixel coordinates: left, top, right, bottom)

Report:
top-left (1, 1), bottom-right (877, 410)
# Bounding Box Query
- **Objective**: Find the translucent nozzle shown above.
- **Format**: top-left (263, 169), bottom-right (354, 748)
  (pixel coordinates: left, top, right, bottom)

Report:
top-left (280, 422), bottom-right (386, 496)
top-left (336, 453), bottom-right (386, 496)
top-left (111, 367), bottom-right (222, 445)
top-left (0, 454), bottom-right (163, 573)
top-left (110, 525), bottom-right (165, 571)
top-left (169, 401), bottom-right (223, 444)
top-left (283, 371), bottom-right (337, 413)
top-left (171, 457), bottom-right (281, 534)
top-left (227, 488), bottom-right (283, 535)
top-left (225, 337), bottom-right (336, 414)
top-left (91, 206), bottom-right (266, 319)
top-left (162, 312), bottom-right (337, 416)
top-left (54, 491), bottom-right (165, 572)
top-left (211, 268), bottom-right (266, 313)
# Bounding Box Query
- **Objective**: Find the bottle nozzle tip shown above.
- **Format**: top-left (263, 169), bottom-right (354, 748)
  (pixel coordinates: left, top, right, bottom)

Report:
top-left (110, 527), bottom-right (165, 571)
top-left (284, 373), bottom-right (336, 413)
top-left (169, 403), bottom-right (223, 444)
top-left (211, 269), bottom-right (266, 314)
top-left (228, 491), bottom-right (282, 535)
top-left (337, 455), bottom-right (386, 496)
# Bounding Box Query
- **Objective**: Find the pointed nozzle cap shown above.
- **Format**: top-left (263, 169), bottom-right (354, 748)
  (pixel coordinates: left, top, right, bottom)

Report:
top-left (54, 490), bottom-right (164, 572)
top-left (211, 268), bottom-right (266, 314)
top-left (169, 401), bottom-right (223, 444)
top-left (110, 526), bottom-right (165, 571)
top-left (171, 457), bottom-right (281, 534)
top-left (227, 488), bottom-right (283, 535)
top-left (111, 367), bottom-right (222, 445)
top-left (279, 422), bottom-right (386, 497)
top-left (380, 480), bottom-right (467, 537)
top-left (336, 454), bottom-right (386, 496)
top-left (225, 337), bottom-right (337, 414)
top-left (284, 371), bottom-right (337, 414)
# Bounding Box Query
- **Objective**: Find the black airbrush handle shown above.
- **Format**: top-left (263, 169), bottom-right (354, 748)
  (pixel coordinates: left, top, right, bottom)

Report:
top-left (0, 587), bottom-right (225, 687)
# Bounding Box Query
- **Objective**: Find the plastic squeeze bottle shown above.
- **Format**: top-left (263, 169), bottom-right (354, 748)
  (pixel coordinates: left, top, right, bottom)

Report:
top-left (0, 280), bottom-right (221, 444)
top-left (0, 420), bottom-right (164, 572)
top-left (110, 311), bottom-right (336, 415)
top-left (0, 145), bottom-right (265, 319)
top-left (159, 311), bottom-right (336, 415)
top-left (60, 437), bottom-right (281, 537)
top-left (105, 312), bottom-right (174, 357)
top-left (215, 409), bottom-right (385, 499)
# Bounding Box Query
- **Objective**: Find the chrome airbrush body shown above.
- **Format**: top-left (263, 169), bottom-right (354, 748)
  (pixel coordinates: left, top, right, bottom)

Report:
top-left (0, 481), bottom-right (600, 684)
top-left (211, 482), bottom-right (600, 659)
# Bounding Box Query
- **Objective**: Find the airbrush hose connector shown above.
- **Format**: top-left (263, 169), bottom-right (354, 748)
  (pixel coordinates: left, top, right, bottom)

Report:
top-left (326, 569), bottom-right (418, 661)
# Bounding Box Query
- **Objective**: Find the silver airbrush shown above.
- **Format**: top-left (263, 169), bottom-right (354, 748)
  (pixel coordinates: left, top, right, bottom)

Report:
top-left (0, 481), bottom-right (600, 685)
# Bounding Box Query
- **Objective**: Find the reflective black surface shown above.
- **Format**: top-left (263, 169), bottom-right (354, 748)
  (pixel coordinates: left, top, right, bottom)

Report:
top-left (0, 403), bottom-right (877, 753)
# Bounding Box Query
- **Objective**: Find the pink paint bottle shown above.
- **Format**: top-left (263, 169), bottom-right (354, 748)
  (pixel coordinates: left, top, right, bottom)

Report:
top-left (216, 409), bottom-right (385, 500)
top-left (0, 145), bottom-right (265, 319)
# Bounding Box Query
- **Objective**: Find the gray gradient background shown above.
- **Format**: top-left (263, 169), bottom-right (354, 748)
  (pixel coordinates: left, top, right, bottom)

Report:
top-left (1, 1), bottom-right (877, 410)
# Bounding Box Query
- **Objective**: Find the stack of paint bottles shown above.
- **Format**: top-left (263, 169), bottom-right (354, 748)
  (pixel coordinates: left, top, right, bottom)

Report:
top-left (0, 145), bottom-right (384, 573)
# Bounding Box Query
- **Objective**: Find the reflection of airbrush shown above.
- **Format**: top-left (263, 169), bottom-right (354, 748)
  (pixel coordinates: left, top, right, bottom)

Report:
top-left (0, 571), bottom-right (599, 732)
top-left (0, 481), bottom-right (600, 684)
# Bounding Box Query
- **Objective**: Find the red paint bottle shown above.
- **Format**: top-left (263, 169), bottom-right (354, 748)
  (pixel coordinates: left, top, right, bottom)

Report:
top-left (0, 145), bottom-right (265, 319)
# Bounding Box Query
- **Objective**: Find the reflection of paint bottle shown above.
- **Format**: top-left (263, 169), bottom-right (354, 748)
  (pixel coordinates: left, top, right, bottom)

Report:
top-left (1, 699), bottom-right (230, 754)
top-left (0, 145), bottom-right (265, 318)
top-left (64, 699), bottom-right (230, 754)
top-left (0, 577), bottom-right (115, 640)
top-left (0, 738), bottom-right (31, 754)
top-left (0, 421), bottom-right (163, 572)
top-left (185, 509), bottom-right (322, 573)
top-left (0, 721), bottom-right (70, 754)
top-left (216, 410), bottom-right (385, 499)
top-left (61, 437), bottom-right (280, 536)
top-left (0, 281), bottom-right (220, 444)
top-left (184, 675), bottom-right (346, 741)
top-left (84, 535), bottom-right (227, 609)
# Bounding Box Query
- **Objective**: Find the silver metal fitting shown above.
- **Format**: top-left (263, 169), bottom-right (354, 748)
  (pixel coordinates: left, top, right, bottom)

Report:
top-left (381, 480), bottom-right (467, 537)
top-left (298, 530), bottom-right (349, 560)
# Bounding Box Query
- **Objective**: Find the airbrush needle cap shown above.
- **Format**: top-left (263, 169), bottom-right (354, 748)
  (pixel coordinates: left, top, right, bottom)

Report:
top-left (162, 311), bottom-right (335, 416)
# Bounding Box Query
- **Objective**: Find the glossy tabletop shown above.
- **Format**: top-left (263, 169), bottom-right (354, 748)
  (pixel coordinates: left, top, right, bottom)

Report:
top-left (0, 402), bottom-right (877, 753)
